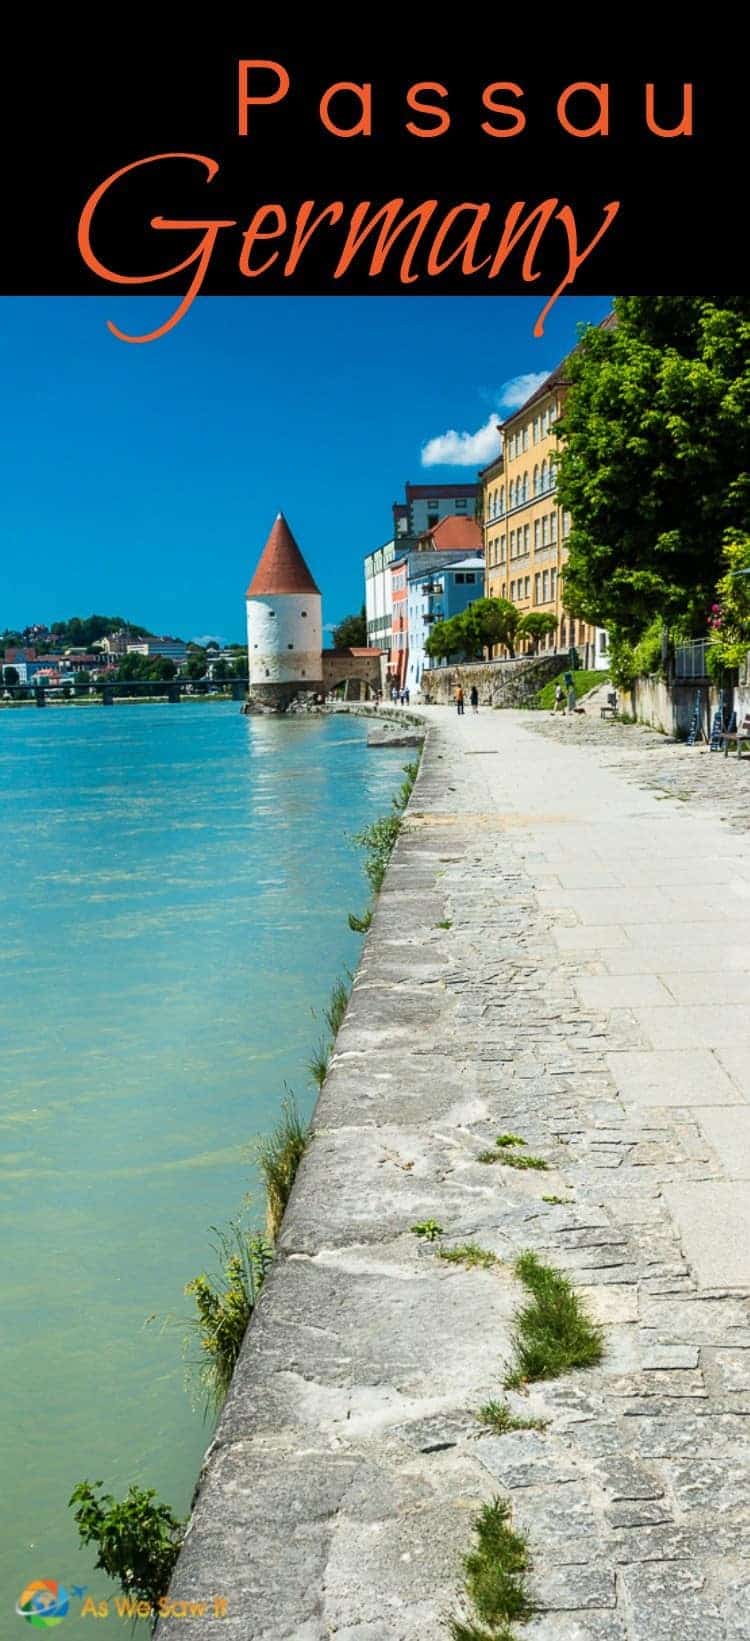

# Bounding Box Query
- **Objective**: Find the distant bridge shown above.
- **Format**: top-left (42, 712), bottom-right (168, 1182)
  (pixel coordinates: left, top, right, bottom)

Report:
top-left (2, 679), bottom-right (250, 707)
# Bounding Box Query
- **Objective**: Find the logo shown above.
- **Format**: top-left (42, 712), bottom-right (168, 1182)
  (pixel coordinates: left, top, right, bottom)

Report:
top-left (15, 1582), bottom-right (70, 1628)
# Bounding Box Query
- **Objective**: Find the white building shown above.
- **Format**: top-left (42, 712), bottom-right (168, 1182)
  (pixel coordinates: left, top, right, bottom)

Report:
top-left (246, 513), bottom-right (323, 699)
top-left (364, 539), bottom-right (395, 674)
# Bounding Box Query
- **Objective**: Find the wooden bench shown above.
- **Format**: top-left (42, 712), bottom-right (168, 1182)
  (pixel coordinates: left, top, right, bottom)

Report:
top-left (720, 714), bottom-right (750, 758)
top-left (600, 691), bottom-right (618, 719)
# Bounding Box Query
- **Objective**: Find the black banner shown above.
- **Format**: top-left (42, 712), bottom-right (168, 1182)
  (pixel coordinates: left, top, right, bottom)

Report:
top-left (2, 37), bottom-right (742, 323)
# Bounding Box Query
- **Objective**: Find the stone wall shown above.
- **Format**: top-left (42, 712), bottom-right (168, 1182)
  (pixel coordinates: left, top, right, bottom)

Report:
top-left (421, 653), bottom-right (562, 708)
top-left (627, 671), bottom-right (750, 737)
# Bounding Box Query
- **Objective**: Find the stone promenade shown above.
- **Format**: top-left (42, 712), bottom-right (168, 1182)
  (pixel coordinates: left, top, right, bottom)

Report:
top-left (161, 706), bottom-right (750, 1640)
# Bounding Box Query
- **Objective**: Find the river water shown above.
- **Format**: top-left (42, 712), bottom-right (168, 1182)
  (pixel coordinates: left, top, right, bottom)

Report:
top-left (0, 702), bottom-right (405, 1633)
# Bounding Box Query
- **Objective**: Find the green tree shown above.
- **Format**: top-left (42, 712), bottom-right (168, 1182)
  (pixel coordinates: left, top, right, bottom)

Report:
top-left (185, 655), bottom-right (207, 681)
top-left (332, 606), bottom-right (367, 648)
top-left (230, 653), bottom-right (248, 680)
top-left (3, 665), bottom-right (20, 686)
top-left (556, 297), bottom-right (750, 639)
top-left (706, 532), bottom-right (750, 676)
top-left (73, 670), bottom-right (91, 688)
top-left (211, 657), bottom-right (229, 682)
top-left (462, 597), bottom-right (520, 657)
top-left (425, 614), bottom-right (465, 661)
top-left (518, 611), bottom-right (557, 653)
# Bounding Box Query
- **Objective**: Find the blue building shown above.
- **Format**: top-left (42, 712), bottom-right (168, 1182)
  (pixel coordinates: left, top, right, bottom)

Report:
top-left (406, 552), bottom-right (484, 695)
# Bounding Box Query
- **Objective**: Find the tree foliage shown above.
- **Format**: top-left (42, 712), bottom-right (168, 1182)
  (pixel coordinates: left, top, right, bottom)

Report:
top-left (332, 606), bottom-right (367, 648)
top-left (706, 532), bottom-right (750, 676)
top-left (425, 598), bottom-right (520, 662)
top-left (556, 297), bottom-right (750, 639)
top-left (517, 611), bottom-right (557, 652)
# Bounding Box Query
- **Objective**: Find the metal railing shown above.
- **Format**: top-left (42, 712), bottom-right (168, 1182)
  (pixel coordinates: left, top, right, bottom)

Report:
top-left (674, 639), bottom-right (710, 679)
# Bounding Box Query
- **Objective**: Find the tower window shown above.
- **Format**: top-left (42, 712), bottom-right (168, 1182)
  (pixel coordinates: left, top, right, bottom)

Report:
top-left (301, 610), bottom-right (307, 617)
top-left (287, 643), bottom-right (294, 649)
top-left (268, 610), bottom-right (276, 617)
top-left (265, 669), bottom-right (269, 677)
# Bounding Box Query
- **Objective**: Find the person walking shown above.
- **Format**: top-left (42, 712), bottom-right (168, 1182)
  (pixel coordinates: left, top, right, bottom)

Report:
top-left (552, 682), bottom-right (565, 714)
top-left (469, 685), bottom-right (479, 714)
top-left (455, 684), bottom-right (465, 716)
top-left (391, 684), bottom-right (399, 704)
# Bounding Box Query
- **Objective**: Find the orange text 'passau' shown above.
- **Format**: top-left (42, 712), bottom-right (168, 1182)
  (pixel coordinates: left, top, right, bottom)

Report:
top-left (78, 154), bottom-right (621, 344)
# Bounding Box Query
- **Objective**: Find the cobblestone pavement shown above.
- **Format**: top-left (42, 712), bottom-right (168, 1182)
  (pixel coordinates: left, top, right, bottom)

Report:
top-left (160, 706), bottom-right (750, 1641)
top-left (528, 710), bottom-right (750, 833)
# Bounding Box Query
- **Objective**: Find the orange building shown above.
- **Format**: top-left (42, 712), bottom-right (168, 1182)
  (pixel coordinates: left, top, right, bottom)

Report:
top-left (481, 337), bottom-right (611, 669)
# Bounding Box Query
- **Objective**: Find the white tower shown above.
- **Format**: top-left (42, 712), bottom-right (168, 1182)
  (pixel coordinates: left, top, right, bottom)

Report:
top-left (246, 513), bottom-right (323, 703)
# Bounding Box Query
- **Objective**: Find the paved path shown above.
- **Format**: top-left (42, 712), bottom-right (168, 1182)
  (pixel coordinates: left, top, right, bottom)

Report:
top-left (162, 707), bottom-right (750, 1641)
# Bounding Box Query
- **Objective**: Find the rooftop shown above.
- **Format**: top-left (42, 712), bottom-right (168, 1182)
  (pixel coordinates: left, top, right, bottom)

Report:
top-left (246, 514), bottom-right (321, 598)
top-left (418, 514), bottom-right (483, 554)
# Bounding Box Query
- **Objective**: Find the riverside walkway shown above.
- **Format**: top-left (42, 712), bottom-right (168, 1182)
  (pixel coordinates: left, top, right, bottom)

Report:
top-left (161, 706), bottom-right (750, 1640)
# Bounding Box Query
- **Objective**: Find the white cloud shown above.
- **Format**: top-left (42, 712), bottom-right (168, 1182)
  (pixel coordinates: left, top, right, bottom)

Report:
top-left (420, 368), bottom-right (553, 469)
top-left (420, 413), bottom-right (501, 469)
top-left (498, 371), bottom-right (550, 409)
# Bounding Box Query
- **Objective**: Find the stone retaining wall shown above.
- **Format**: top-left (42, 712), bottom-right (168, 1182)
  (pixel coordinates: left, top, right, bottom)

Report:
top-left (421, 652), bottom-right (561, 707)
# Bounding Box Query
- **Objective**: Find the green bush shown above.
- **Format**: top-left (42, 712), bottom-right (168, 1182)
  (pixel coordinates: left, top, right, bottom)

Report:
top-left (185, 1223), bottom-right (273, 1408)
top-left (69, 1480), bottom-right (183, 1618)
top-left (353, 812), bottom-right (402, 894)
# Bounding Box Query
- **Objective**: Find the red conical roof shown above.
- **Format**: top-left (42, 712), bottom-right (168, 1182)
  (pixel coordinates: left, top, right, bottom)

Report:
top-left (246, 514), bottom-right (321, 597)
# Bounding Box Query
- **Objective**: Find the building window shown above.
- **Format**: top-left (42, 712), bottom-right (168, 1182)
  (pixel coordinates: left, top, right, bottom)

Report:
top-left (301, 610), bottom-right (307, 617)
top-left (542, 515), bottom-right (548, 546)
top-left (427, 513), bottom-right (439, 527)
top-left (563, 511), bottom-right (571, 538)
top-left (500, 535), bottom-right (506, 561)
top-left (524, 524), bottom-right (530, 553)
top-left (522, 471), bottom-right (529, 502)
top-left (465, 573), bottom-right (476, 584)
top-left (534, 520), bottom-right (540, 549)
top-left (533, 465), bottom-right (539, 497)
top-left (551, 568), bottom-right (557, 599)
top-left (533, 416), bottom-right (540, 443)
top-left (543, 570), bottom-right (549, 602)
top-left (456, 497), bottom-right (467, 509)
top-left (523, 426), bottom-right (529, 451)
top-left (455, 573), bottom-right (465, 583)
top-left (534, 573), bottom-right (541, 602)
top-left (524, 577), bottom-right (530, 597)
top-left (551, 514), bottom-right (558, 543)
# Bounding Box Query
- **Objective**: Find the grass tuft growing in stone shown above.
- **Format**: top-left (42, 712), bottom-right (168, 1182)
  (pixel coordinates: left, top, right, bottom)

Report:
top-left (435, 918), bottom-right (453, 930)
top-left (542, 1195), bottom-right (570, 1206)
top-left (495, 1134), bottom-right (525, 1148)
top-left (324, 977), bottom-right (350, 1039)
top-left (438, 1243), bottom-right (499, 1270)
top-left (478, 1146), bottom-right (548, 1171)
top-left (255, 1093), bottom-right (310, 1242)
top-left (478, 1400), bottom-right (548, 1435)
top-left (411, 1219), bottom-right (443, 1241)
top-left (504, 1250), bottom-right (604, 1388)
top-left (451, 1496), bottom-right (533, 1639)
top-left (307, 1041), bottom-right (330, 1091)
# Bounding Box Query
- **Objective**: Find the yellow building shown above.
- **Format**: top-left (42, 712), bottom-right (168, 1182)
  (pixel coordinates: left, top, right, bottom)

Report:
top-left (481, 356), bottom-right (608, 669)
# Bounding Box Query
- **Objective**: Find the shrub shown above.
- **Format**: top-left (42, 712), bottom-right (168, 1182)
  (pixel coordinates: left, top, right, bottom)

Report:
top-left (185, 1223), bottom-right (273, 1408)
top-left (69, 1480), bottom-right (183, 1618)
top-left (353, 812), bottom-right (402, 894)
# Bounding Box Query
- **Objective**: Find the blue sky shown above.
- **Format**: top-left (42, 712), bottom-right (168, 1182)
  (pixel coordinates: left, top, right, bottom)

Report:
top-left (0, 296), bottom-right (611, 643)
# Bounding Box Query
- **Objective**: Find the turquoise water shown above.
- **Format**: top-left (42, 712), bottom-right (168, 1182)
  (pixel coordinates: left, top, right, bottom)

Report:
top-left (0, 703), bottom-right (404, 1634)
